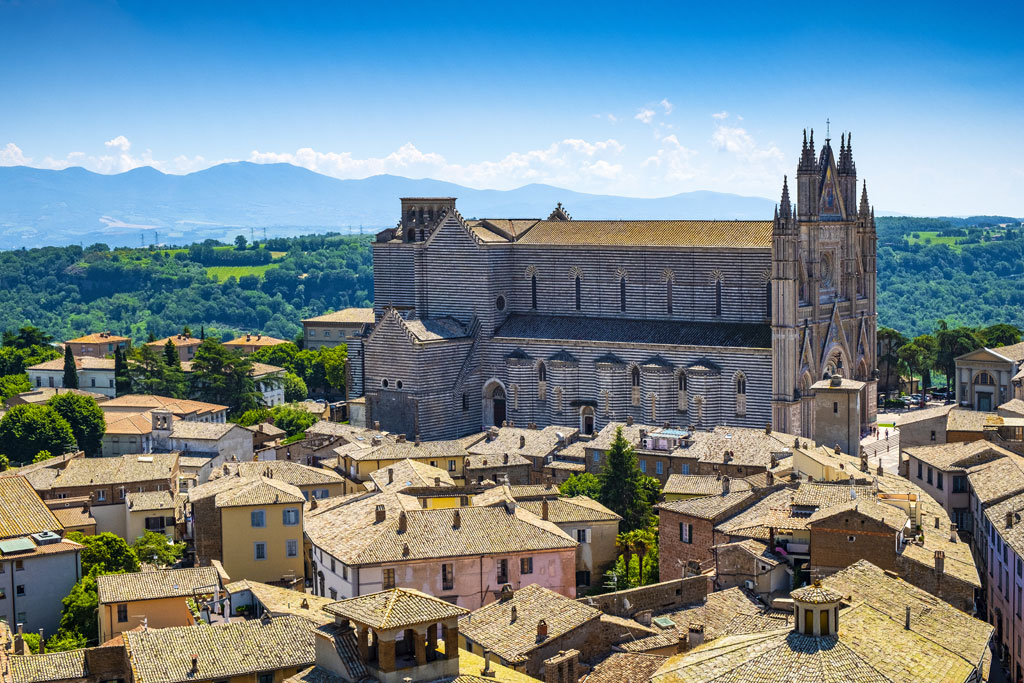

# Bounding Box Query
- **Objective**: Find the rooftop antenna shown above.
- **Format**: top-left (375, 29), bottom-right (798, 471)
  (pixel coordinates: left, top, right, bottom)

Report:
top-left (826, 118), bottom-right (831, 142)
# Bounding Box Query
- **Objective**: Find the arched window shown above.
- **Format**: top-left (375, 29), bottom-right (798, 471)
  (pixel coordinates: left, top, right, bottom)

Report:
top-left (667, 279), bottom-right (673, 316)
top-left (554, 386), bottom-right (564, 413)
top-left (678, 373), bottom-right (688, 412)
top-left (715, 280), bottom-right (723, 316)
top-left (765, 281), bottom-right (772, 318)
top-left (735, 373), bottom-right (747, 417)
top-left (975, 372), bottom-right (995, 385)
top-left (631, 366), bottom-right (641, 386)
top-left (531, 274), bottom-right (538, 310)
top-left (619, 277), bottom-right (627, 313)
top-left (537, 362), bottom-right (547, 399)
top-left (650, 394), bottom-right (657, 423)
top-left (407, 229), bottom-right (415, 242)
top-left (631, 366), bottom-right (641, 407)
top-left (575, 275), bottom-right (581, 311)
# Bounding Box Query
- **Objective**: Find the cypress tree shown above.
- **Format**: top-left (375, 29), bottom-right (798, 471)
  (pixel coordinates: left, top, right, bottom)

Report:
top-left (163, 338), bottom-right (181, 368)
top-left (62, 345), bottom-right (79, 389)
top-left (114, 349), bottom-right (130, 396)
top-left (598, 426), bottom-right (653, 532)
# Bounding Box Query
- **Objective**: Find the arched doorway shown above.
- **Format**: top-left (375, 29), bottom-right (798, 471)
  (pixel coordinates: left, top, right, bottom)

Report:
top-left (580, 406), bottom-right (595, 435)
top-left (492, 386), bottom-right (506, 427)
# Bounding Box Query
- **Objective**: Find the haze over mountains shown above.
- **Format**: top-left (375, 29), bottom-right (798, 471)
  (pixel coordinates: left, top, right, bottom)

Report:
top-left (0, 162), bottom-right (781, 249)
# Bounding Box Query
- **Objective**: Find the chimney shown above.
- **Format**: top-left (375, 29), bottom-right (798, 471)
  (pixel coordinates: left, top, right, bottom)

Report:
top-left (388, 468), bottom-right (394, 484)
top-left (721, 476), bottom-right (730, 495)
top-left (905, 606), bottom-right (911, 630)
top-left (434, 476), bottom-right (441, 487)
top-left (519, 435), bottom-right (526, 449)
top-left (626, 416), bottom-right (634, 426)
top-left (504, 453), bottom-right (509, 464)
top-left (37, 629), bottom-right (45, 654)
top-left (482, 649), bottom-right (495, 678)
top-left (950, 523), bottom-right (958, 542)
top-left (396, 434), bottom-right (406, 443)
top-left (510, 605), bottom-right (518, 622)
top-left (765, 422), bottom-right (772, 434)
top-left (13, 624), bottom-right (23, 655)
top-left (398, 511), bottom-right (407, 533)
top-left (402, 543), bottom-right (410, 557)
top-left (373, 421), bottom-right (381, 430)
top-left (310, 497), bottom-right (318, 510)
top-left (453, 510), bottom-right (461, 529)
top-left (415, 435), bottom-right (421, 446)
top-left (766, 470), bottom-right (775, 486)
top-left (639, 428), bottom-right (647, 440)
top-left (635, 609), bottom-right (652, 626)
top-left (500, 584), bottom-right (514, 602)
top-left (542, 649), bottom-right (579, 683)
top-left (687, 624), bottom-right (705, 649)
top-left (536, 619), bottom-right (548, 640)
top-left (1008, 511), bottom-right (1014, 529)
top-left (541, 499), bottom-right (549, 520)
top-left (934, 550), bottom-right (945, 575)
top-left (371, 437), bottom-right (382, 447)
top-left (375, 504), bottom-right (386, 523)
top-left (876, 463), bottom-right (884, 476)
top-left (835, 443), bottom-right (842, 456)
top-left (191, 655), bottom-right (199, 674)
top-left (246, 334), bottom-right (251, 341)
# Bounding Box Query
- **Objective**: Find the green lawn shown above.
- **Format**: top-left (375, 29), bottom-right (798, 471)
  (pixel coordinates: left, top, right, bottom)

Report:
top-left (205, 264), bottom-right (278, 281)
top-left (905, 231), bottom-right (962, 249)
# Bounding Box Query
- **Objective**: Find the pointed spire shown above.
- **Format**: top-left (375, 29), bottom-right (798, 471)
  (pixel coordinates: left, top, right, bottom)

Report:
top-left (859, 180), bottom-right (869, 216)
top-left (780, 175), bottom-right (791, 216)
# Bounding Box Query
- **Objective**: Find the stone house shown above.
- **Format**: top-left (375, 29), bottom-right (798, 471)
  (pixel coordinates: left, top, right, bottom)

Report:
top-left (893, 403), bottom-right (953, 447)
top-left (96, 566), bottom-right (222, 643)
top-left (711, 539), bottom-right (789, 599)
top-left (210, 460), bottom-right (350, 501)
top-left (465, 425), bottom-right (579, 485)
top-left (222, 333), bottom-right (289, 355)
top-left (302, 307), bottom-right (374, 399)
top-left (188, 475), bottom-right (307, 586)
top-left (144, 333), bottom-right (202, 363)
top-left (63, 332), bottom-right (131, 359)
top-left (657, 487), bottom-right (759, 578)
top-left (304, 491), bottom-right (577, 607)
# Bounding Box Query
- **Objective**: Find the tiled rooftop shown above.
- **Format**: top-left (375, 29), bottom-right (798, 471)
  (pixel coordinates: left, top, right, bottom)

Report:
top-left (946, 408), bottom-right (995, 433)
top-left (324, 587), bottom-right (469, 629)
top-left (514, 219), bottom-right (772, 249)
top-left (122, 615), bottom-right (315, 683)
top-left (903, 440), bottom-right (1013, 472)
top-left (97, 566), bottom-right (221, 604)
top-left (656, 490), bottom-right (756, 521)
top-left (302, 307), bottom-right (375, 324)
top-left (518, 496), bottom-right (621, 524)
top-left (215, 460), bottom-right (344, 487)
top-left (101, 393), bottom-right (226, 416)
top-left (368, 458), bottom-right (455, 491)
top-left (225, 580), bottom-right (335, 625)
top-left (663, 474), bottom-right (752, 497)
top-left (53, 453), bottom-right (178, 488)
top-left (189, 474), bottom-right (305, 508)
top-left (10, 650), bottom-right (88, 683)
top-left (0, 476), bottom-right (62, 540)
top-left (459, 583), bottom-right (601, 664)
top-left (467, 426), bottom-right (578, 459)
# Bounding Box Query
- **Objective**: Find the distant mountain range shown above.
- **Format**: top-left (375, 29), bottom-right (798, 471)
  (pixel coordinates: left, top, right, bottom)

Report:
top-left (0, 162), bottom-right (782, 249)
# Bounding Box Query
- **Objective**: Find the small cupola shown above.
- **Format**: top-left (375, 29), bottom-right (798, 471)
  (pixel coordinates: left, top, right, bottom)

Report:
top-left (791, 581), bottom-right (844, 637)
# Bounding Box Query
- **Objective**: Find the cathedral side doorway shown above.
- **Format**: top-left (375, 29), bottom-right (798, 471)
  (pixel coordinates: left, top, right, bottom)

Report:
top-left (580, 406), bottom-right (595, 435)
top-left (482, 379), bottom-right (507, 430)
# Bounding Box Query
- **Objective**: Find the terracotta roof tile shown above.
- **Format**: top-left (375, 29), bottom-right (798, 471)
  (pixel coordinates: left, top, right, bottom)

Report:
top-left (324, 587), bottom-right (469, 629)
top-left (215, 460), bottom-right (344, 487)
top-left (98, 567), bottom-right (221, 604)
top-left (302, 308), bottom-right (375, 324)
top-left (656, 491), bottom-right (756, 521)
top-left (53, 453), bottom-right (178, 488)
top-left (10, 650), bottom-right (88, 683)
top-left (0, 476), bottom-right (62, 539)
top-left (518, 496), bottom-right (621, 523)
top-left (515, 219), bottom-right (772, 248)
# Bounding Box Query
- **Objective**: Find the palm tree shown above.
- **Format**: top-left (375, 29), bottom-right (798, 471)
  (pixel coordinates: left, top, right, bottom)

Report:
top-left (616, 532), bottom-right (635, 586)
top-left (632, 528), bottom-right (657, 584)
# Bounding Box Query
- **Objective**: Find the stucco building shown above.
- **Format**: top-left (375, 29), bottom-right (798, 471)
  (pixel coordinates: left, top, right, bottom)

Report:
top-left (361, 132), bottom-right (877, 443)
top-left (955, 342), bottom-right (1024, 412)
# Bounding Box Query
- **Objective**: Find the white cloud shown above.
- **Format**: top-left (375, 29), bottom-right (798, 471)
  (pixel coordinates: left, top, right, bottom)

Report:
top-left (635, 108), bottom-right (656, 124)
top-left (712, 111), bottom-right (729, 120)
top-left (607, 113), bottom-right (618, 123)
top-left (644, 134), bottom-right (700, 182)
top-left (104, 135), bottom-right (132, 152)
top-left (660, 99), bottom-right (674, 114)
top-left (0, 142), bottom-right (29, 166)
top-left (711, 125), bottom-right (784, 163)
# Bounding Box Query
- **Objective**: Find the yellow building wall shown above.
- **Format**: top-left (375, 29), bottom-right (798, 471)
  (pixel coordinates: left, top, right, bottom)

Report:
top-left (297, 481), bottom-right (346, 500)
top-left (99, 596), bottom-right (194, 643)
top-left (220, 503), bottom-right (305, 585)
top-left (353, 455), bottom-right (466, 483)
top-left (125, 509), bottom-right (176, 543)
top-left (420, 496), bottom-right (465, 509)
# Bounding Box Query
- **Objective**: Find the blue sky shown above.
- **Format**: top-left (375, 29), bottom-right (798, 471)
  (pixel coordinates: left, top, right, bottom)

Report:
top-left (2, 0), bottom-right (1022, 215)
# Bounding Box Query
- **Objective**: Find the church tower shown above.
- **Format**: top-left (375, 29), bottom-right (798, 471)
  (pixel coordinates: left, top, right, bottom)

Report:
top-left (772, 128), bottom-right (877, 439)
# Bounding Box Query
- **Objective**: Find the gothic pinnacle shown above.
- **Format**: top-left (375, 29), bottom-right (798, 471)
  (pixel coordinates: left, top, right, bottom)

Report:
top-left (780, 175), bottom-right (791, 215)
top-left (860, 180), bottom-right (869, 216)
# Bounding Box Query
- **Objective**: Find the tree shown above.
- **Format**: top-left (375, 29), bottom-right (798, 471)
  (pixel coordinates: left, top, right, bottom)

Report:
top-left (0, 404), bottom-right (76, 464)
top-left (877, 327), bottom-right (908, 394)
top-left (935, 325), bottom-right (984, 390)
top-left (630, 527), bottom-right (657, 583)
top-left (897, 341), bottom-right (932, 391)
top-left (911, 334), bottom-right (938, 389)
top-left (189, 339), bottom-right (260, 415)
top-left (163, 338), bottom-right (181, 368)
top-left (67, 531), bottom-right (140, 575)
top-left (236, 407), bottom-right (274, 427)
top-left (62, 345), bottom-right (79, 389)
top-left (48, 393), bottom-right (106, 457)
top-left (58, 573), bottom-right (100, 644)
top-left (114, 348), bottom-right (130, 395)
top-left (0, 373), bottom-right (31, 401)
top-left (45, 630), bottom-right (87, 652)
top-left (559, 472), bottom-right (602, 499)
top-left (320, 345), bottom-right (348, 396)
top-left (271, 405), bottom-right (319, 437)
top-left (251, 342), bottom-right (299, 370)
top-left (598, 427), bottom-right (652, 532)
top-left (283, 372), bottom-right (308, 402)
top-left (2, 325), bottom-right (53, 349)
top-left (32, 449), bottom-right (53, 463)
top-left (126, 344), bottom-right (186, 398)
top-left (982, 323), bottom-right (1021, 348)
top-left (234, 235), bottom-right (247, 250)
top-left (132, 531), bottom-right (184, 566)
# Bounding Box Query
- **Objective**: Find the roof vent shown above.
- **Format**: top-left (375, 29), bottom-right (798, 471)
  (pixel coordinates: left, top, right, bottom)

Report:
top-left (31, 531), bottom-right (61, 546)
top-left (453, 510), bottom-right (462, 529)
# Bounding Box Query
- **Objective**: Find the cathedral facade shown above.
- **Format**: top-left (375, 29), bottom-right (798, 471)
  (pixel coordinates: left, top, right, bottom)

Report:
top-left (358, 132), bottom-right (877, 441)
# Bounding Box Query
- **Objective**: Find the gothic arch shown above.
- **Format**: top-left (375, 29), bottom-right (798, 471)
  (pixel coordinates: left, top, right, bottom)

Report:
top-left (524, 265), bottom-right (538, 279)
top-left (568, 265), bottom-right (584, 280)
top-left (615, 267), bottom-right (630, 282)
top-left (481, 378), bottom-right (508, 430)
top-left (733, 370), bottom-right (747, 417)
top-left (822, 347), bottom-right (849, 379)
top-left (660, 268), bottom-right (675, 283)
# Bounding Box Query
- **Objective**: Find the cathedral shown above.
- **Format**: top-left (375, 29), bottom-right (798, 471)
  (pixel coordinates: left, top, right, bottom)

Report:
top-left (355, 131), bottom-right (877, 441)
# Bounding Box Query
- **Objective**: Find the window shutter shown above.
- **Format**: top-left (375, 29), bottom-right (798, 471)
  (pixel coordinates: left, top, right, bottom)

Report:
top-left (687, 524), bottom-right (693, 544)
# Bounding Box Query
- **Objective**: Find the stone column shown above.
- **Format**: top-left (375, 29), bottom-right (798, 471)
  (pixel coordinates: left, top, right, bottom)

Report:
top-left (357, 626), bottom-right (370, 663)
top-left (426, 623), bottom-right (438, 661)
top-left (414, 627), bottom-right (428, 666)
top-left (443, 622), bottom-right (458, 660)
top-left (378, 636), bottom-right (396, 673)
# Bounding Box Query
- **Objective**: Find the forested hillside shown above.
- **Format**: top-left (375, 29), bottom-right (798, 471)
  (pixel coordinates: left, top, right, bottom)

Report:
top-left (0, 234), bottom-right (373, 343)
top-left (0, 216), bottom-right (1021, 343)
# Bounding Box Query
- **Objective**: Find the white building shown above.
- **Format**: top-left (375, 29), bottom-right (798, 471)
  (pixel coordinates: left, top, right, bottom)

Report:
top-left (27, 357), bottom-right (116, 398)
